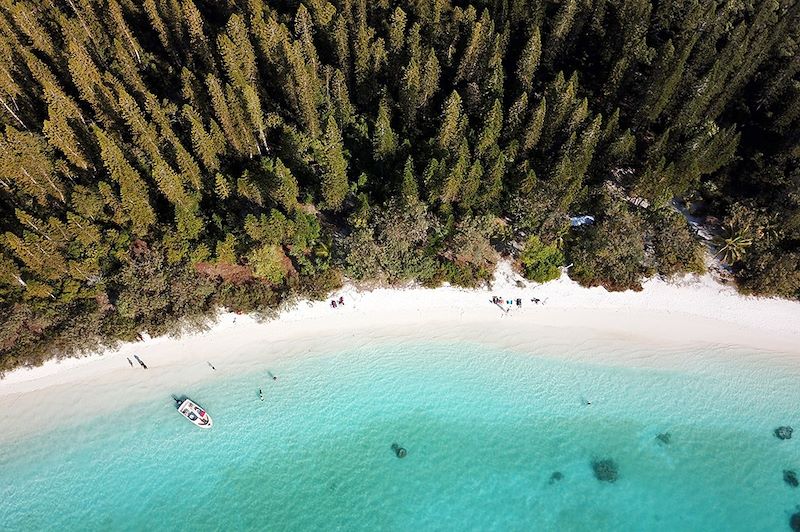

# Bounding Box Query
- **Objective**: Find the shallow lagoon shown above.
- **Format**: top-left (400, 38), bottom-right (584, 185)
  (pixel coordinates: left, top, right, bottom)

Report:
top-left (1, 341), bottom-right (799, 531)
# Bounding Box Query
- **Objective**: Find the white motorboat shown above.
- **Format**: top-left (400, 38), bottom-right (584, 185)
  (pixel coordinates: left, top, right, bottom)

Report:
top-left (176, 398), bottom-right (213, 428)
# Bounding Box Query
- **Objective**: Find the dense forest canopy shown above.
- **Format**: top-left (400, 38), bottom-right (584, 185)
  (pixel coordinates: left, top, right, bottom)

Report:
top-left (1, 0), bottom-right (799, 372)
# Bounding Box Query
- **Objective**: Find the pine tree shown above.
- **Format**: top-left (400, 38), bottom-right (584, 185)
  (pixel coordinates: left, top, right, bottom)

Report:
top-left (460, 159), bottom-right (484, 209)
top-left (237, 171), bottom-right (264, 205)
top-left (181, 0), bottom-right (214, 71)
top-left (283, 39), bottom-right (321, 137)
top-left (217, 14), bottom-right (266, 150)
top-left (107, 0), bottom-right (143, 65)
top-left (441, 140), bottom-right (470, 203)
top-left (422, 157), bottom-right (440, 202)
top-left (294, 5), bottom-right (320, 74)
top-left (566, 97), bottom-right (589, 134)
top-left (572, 114), bottom-right (603, 180)
top-left (353, 22), bottom-right (373, 89)
top-left (110, 38), bottom-right (147, 96)
top-left (548, 132), bottom-right (579, 211)
top-left (64, 0), bottom-right (107, 52)
top-left (0, 17), bottom-right (27, 129)
top-left (478, 152), bottom-right (505, 209)
top-left (66, 37), bottom-right (117, 124)
top-left (541, 71), bottom-right (577, 148)
top-left (117, 87), bottom-right (163, 166)
top-left (331, 69), bottom-right (355, 126)
top-left (8, 1), bottom-right (56, 59)
top-left (152, 160), bottom-right (188, 206)
top-left (602, 107), bottom-right (621, 144)
top-left (264, 157), bottom-right (300, 212)
top-left (174, 195), bottom-right (203, 242)
top-left (42, 104), bottom-right (90, 170)
top-left (406, 21), bottom-right (422, 59)
top-left (522, 97), bottom-right (547, 152)
top-left (505, 92), bottom-right (528, 139)
top-left (160, 0), bottom-right (188, 48)
top-left (183, 105), bottom-right (223, 172)
top-left (214, 173), bottom-right (231, 200)
top-left (400, 57), bottom-right (421, 127)
top-left (304, 0), bottom-right (336, 27)
top-left (143, 0), bottom-right (174, 56)
top-left (400, 155), bottom-right (418, 202)
top-left (224, 83), bottom-right (259, 156)
top-left (476, 99), bottom-right (503, 157)
top-left (331, 15), bottom-right (351, 75)
top-left (206, 74), bottom-right (245, 155)
top-left (456, 10), bottom-right (491, 83)
top-left (93, 126), bottom-right (155, 234)
top-left (171, 139), bottom-right (203, 191)
top-left (318, 116), bottom-right (349, 210)
top-left (605, 129), bottom-right (636, 166)
top-left (215, 233), bottom-right (238, 263)
top-left (0, 127), bottom-right (64, 204)
top-left (437, 91), bottom-right (466, 152)
top-left (638, 37), bottom-right (696, 125)
top-left (371, 38), bottom-right (388, 80)
top-left (545, 0), bottom-right (577, 64)
top-left (516, 27), bottom-right (541, 91)
top-left (420, 48), bottom-right (441, 105)
top-left (372, 98), bottom-right (398, 161)
top-left (4, 230), bottom-right (65, 281)
top-left (388, 7), bottom-right (407, 55)
top-left (0, 249), bottom-right (24, 288)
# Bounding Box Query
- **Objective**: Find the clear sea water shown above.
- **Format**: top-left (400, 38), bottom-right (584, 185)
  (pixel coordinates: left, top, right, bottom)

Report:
top-left (1, 341), bottom-right (799, 531)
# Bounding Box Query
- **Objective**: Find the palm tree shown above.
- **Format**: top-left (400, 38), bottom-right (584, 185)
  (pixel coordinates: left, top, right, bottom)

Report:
top-left (714, 229), bottom-right (753, 264)
top-left (713, 204), bottom-right (759, 265)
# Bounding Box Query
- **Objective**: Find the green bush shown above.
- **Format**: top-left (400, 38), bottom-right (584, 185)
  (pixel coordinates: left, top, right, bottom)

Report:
top-left (520, 235), bottom-right (564, 282)
top-left (738, 250), bottom-right (800, 299)
top-left (568, 203), bottom-right (646, 291)
top-left (649, 209), bottom-right (706, 276)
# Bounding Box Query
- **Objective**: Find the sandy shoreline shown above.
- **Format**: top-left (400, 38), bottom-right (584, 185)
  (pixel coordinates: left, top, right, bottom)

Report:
top-left (1, 263), bottom-right (799, 441)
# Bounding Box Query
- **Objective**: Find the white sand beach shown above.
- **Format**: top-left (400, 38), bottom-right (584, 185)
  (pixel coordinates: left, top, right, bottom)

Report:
top-left (1, 263), bottom-right (799, 441)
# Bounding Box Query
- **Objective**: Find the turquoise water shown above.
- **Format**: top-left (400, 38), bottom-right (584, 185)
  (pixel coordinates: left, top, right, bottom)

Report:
top-left (1, 341), bottom-right (799, 531)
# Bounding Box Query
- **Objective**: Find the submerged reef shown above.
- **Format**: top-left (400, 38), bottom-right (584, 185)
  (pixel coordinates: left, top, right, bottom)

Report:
top-left (791, 511), bottom-right (800, 531)
top-left (592, 459), bottom-right (619, 483)
top-left (548, 472), bottom-right (564, 484)
top-left (656, 432), bottom-right (671, 445)
top-left (784, 470), bottom-right (799, 488)
top-left (775, 426), bottom-right (794, 440)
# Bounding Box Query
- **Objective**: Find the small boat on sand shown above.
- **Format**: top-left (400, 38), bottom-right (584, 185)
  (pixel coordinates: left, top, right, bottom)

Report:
top-left (175, 397), bottom-right (213, 428)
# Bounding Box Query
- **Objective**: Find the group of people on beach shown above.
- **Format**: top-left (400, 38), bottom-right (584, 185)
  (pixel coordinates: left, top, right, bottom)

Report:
top-left (491, 295), bottom-right (545, 307)
top-left (491, 296), bottom-right (525, 308)
top-left (330, 296), bottom-right (345, 308)
top-left (490, 295), bottom-right (547, 316)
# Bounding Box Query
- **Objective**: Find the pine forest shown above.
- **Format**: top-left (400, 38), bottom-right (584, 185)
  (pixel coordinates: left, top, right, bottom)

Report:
top-left (1, 0), bottom-right (799, 372)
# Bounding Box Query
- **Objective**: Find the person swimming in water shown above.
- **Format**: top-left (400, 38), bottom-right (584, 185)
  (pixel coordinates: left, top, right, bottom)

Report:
top-left (259, 388), bottom-right (264, 400)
